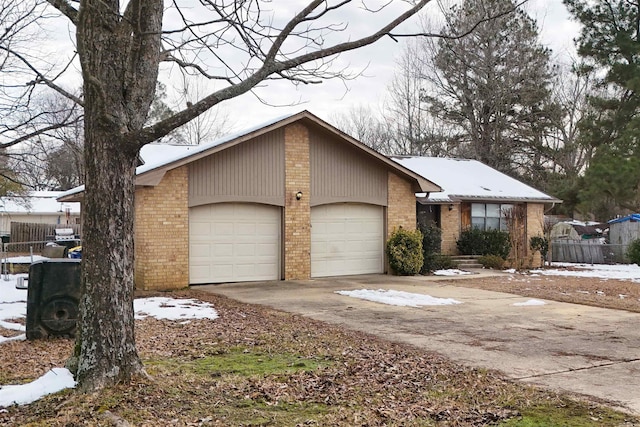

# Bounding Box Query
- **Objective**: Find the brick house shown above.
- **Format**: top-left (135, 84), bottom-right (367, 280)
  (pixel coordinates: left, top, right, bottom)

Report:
top-left (392, 157), bottom-right (561, 267)
top-left (60, 111), bottom-right (440, 290)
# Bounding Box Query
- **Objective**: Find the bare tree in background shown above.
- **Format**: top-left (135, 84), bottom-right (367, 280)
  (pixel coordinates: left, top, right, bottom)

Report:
top-left (8, 93), bottom-right (85, 190)
top-left (332, 38), bottom-right (453, 157)
top-left (1, 0), bottom-right (436, 392)
top-left (385, 38), bottom-right (453, 156)
top-left (330, 105), bottom-right (394, 153)
top-left (173, 76), bottom-right (234, 145)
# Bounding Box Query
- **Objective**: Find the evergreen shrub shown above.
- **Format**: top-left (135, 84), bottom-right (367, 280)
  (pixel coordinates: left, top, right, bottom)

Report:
top-left (418, 221), bottom-right (442, 274)
top-left (478, 254), bottom-right (505, 270)
top-left (627, 238), bottom-right (640, 265)
top-left (530, 236), bottom-right (549, 263)
top-left (427, 254), bottom-right (457, 271)
top-left (386, 228), bottom-right (423, 275)
top-left (457, 228), bottom-right (511, 259)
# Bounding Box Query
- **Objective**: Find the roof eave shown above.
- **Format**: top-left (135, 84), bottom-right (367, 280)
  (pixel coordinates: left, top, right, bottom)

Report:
top-left (418, 195), bottom-right (562, 204)
top-left (135, 110), bottom-right (443, 193)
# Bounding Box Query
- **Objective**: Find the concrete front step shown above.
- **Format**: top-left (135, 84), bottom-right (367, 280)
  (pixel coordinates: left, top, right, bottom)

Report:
top-left (450, 255), bottom-right (483, 269)
top-left (457, 263), bottom-right (483, 269)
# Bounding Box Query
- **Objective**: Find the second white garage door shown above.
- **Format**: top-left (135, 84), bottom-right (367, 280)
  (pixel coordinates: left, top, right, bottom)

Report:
top-left (189, 203), bottom-right (280, 284)
top-left (311, 203), bottom-right (384, 277)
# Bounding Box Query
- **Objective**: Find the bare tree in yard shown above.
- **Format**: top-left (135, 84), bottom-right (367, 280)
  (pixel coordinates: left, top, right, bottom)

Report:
top-left (1, 0), bottom-right (440, 392)
top-left (503, 205), bottom-right (527, 270)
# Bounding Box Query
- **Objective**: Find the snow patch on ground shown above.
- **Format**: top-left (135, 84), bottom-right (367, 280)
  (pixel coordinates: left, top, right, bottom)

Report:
top-left (530, 263), bottom-right (640, 282)
top-left (433, 269), bottom-right (472, 276)
top-left (513, 299), bottom-right (546, 306)
top-left (0, 277), bottom-right (220, 406)
top-left (134, 297), bottom-right (219, 320)
top-left (336, 289), bottom-right (462, 307)
top-left (0, 368), bottom-right (75, 407)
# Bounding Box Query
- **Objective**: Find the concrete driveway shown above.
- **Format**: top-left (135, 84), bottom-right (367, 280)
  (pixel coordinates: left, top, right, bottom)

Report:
top-left (199, 273), bottom-right (640, 415)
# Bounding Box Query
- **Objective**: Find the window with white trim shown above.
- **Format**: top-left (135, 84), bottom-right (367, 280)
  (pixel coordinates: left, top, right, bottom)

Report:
top-left (471, 203), bottom-right (514, 231)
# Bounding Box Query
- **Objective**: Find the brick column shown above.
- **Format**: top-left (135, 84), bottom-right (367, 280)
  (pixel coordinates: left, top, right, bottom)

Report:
top-left (526, 203), bottom-right (545, 267)
top-left (387, 172), bottom-right (417, 237)
top-left (440, 204), bottom-right (460, 255)
top-left (134, 166), bottom-right (189, 290)
top-left (284, 124), bottom-right (311, 280)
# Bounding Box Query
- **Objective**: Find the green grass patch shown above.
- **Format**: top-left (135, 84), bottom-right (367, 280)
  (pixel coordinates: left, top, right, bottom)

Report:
top-left (219, 400), bottom-right (331, 426)
top-left (142, 349), bottom-right (337, 425)
top-left (499, 400), bottom-right (634, 426)
top-left (145, 346), bottom-right (331, 377)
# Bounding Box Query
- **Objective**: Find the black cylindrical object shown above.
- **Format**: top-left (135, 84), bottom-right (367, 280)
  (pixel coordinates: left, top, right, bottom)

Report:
top-left (26, 259), bottom-right (82, 340)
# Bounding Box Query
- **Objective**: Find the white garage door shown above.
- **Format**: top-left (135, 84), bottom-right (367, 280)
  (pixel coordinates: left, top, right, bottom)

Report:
top-left (311, 203), bottom-right (384, 277)
top-left (189, 203), bottom-right (280, 284)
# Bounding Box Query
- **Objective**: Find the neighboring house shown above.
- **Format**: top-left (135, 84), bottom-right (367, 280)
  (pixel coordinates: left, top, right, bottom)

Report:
top-left (0, 191), bottom-right (81, 238)
top-left (609, 214), bottom-right (640, 246)
top-left (59, 111), bottom-right (440, 290)
top-left (391, 157), bottom-right (561, 267)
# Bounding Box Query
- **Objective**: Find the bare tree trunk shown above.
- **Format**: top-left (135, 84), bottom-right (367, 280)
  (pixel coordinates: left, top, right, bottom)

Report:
top-left (67, 0), bottom-right (162, 391)
top-left (73, 132), bottom-right (143, 391)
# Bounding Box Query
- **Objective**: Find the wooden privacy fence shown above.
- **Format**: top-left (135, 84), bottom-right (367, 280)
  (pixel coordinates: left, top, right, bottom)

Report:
top-left (10, 222), bottom-right (82, 243)
top-left (551, 241), bottom-right (628, 264)
top-left (5, 222), bottom-right (82, 254)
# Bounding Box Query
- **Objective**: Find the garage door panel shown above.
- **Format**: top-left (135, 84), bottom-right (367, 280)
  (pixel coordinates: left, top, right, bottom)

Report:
top-left (189, 203), bottom-right (281, 284)
top-left (256, 242), bottom-right (278, 256)
top-left (190, 222), bottom-right (212, 237)
top-left (237, 224), bottom-right (256, 236)
top-left (311, 203), bottom-right (383, 277)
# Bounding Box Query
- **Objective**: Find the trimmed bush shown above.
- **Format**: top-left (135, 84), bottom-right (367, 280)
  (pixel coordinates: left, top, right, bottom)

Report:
top-left (386, 228), bottom-right (424, 275)
top-left (627, 238), bottom-right (640, 265)
top-left (425, 254), bottom-right (456, 271)
top-left (478, 254), bottom-right (505, 270)
top-left (456, 228), bottom-right (511, 259)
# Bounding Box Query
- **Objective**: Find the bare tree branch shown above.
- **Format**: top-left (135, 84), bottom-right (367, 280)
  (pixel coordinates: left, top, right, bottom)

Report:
top-left (45, 0), bottom-right (79, 24)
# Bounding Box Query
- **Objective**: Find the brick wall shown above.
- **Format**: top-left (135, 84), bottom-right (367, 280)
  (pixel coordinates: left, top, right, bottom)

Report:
top-left (387, 172), bottom-right (417, 237)
top-left (134, 166), bottom-right (189, 290)
top-left (284, 123), bottom-right (311, 280)
top-left (440, 204), bottom-right (460, 255)
top-left (526, 203), bottom-right (545, 267)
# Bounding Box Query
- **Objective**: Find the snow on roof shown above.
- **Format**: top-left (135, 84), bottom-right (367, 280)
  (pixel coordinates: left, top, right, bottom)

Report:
top-left (57, 113), bottom-right (299, 200)
top-left (608, 214), bottom-right (640, 224)
top-left (136, 113), bottom-right (295, 175)
top-left (391, 157), bottom-right (560, 203)
top-left (0, 191), bottom-right (80, 215)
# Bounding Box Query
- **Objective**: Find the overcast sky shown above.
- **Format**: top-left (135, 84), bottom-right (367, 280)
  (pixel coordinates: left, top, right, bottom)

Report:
top-left (40, 0), bottom-right (583, 136)
top-left (192, 0), bottom-right (583, 131)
